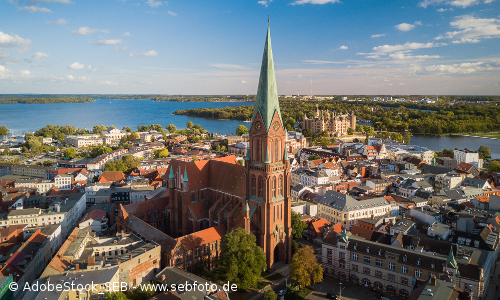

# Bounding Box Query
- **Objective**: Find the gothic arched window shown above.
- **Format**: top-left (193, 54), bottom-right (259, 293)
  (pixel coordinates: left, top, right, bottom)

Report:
top-left (256, 140), bottom-right (260, 162)
top-left (258, 176), bottom-right (264, 198)
top-left (278, 175), bottom-right (283, 196)
top-left (251, 175), bottom-right (256, 196)
top-left (274, 140), bottom-right (278, 163)
top-left (273, 177), bottom-right (277, 198)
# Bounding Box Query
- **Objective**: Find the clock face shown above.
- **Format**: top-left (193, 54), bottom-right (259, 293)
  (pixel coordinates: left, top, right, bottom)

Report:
top-left (255, 122), bottom-right (262, 130)
top-left (273, 122), bottom-right (280, 131)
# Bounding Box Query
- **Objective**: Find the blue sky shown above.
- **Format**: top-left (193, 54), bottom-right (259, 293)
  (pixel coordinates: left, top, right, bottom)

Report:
top-left (0, 0), bottom-right (499, 95)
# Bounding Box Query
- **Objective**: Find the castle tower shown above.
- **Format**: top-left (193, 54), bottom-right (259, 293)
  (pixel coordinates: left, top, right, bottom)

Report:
top-left (314, 104), bottom-right (320, 118)
top-left (244, 22), bottom-right (291, 268)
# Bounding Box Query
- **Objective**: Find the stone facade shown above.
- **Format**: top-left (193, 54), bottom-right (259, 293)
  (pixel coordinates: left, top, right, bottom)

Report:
top-left (302, 104), bottom-right (356, 137)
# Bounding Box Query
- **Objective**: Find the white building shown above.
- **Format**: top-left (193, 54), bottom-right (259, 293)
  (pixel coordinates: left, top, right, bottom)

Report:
top-left (454, 149), bottom-right (483, 169)
top-left (54, 174), bottom-right (73, 190)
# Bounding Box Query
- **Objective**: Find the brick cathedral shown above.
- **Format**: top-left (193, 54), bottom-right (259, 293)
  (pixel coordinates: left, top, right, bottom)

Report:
top-left (118, 24), bottom-right (292, 269)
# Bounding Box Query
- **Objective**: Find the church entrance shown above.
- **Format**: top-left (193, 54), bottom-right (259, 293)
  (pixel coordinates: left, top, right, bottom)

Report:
top-left (273, 242), bottom-right (286, 263)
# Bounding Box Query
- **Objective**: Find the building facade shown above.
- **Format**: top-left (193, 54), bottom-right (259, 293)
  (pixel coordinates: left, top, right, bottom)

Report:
top-left (302, 105), bottom-right (356, 137)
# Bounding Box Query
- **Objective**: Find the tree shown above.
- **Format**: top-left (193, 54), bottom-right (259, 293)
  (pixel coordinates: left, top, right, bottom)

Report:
top-left (0, 125), bottom-right (9, 138)
top-left (21, 146), bottom-right (28, 153)
top-left (192, 155), bottom-right (198, 161)
top-left (128, 132), bottom-right (139, 141)
top-left (478, 145), bottom-right (492, 160)
top-left (347, 128), bottom-right (354, 135)
top-left (403, 132), bottom-right (412, 145)
top-left (105, 291), bottom-right (128, 300)
top-left (365, 126), bottom-right (375, 137)
top-left (154, 149), bottom-right (169, 158)
top-left (93, 124), bottom-right (107, 134)
top-left (317, 137), bottom-right (331, 147)
top-left (186, 121), bottom-right (194, 129)
top-left (487, 161), bottom-right (500, 172)
top-left (289, 245), bottom-right (323, 288)
top-left (263, 290), bottom-right (277, 300)
top-left (302, 129), bottom-right (313, 137)
top-left (236, 125), bottom-right (249, 136)
top-left (129, 282), bottom-right (157, 300)
top-left (43, 160), bottom-right (53, 167)
top-left (308, 155), bottom-right (320, 161)
top-left (291, 239), bottom-right (298, 254)
top-left (291, 211), bottom-right (308, 239)
top-left (123, 126), bottom-right (132, 132)
top-left (63, 147), bottom-right (76, 159)
top-left (218, 228), bottom-right (266, 290)
top-left (166, 124), bottom-right (177, 133)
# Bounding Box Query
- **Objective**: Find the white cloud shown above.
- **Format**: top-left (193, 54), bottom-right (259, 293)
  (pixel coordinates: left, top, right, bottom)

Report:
top-left (28, 52), bottom-right (50, 62)
top-left (113, 46), bottom-right (128, 51)
top-left (371, 34), bottom-right (385, 38)
top-left (291, 0), bottom-right (340, 4)
top-left (437, 7), bottom-right (454, 11)
top-left (303, 60), bottom-right (344, 64)
top-left (68, 62), bottom-right (85, 69)
top-left (421, 60), bottom-right (500, 74)
top-left (395, 21), bottom-right (422, 32)
top-left (167, 11), bottom-right (177, 16)
top-left (418, 0), bottom-right (493, 8)
top-left (0, 31), bottom-right (32, 48)
top-left (19, 6), bottom-right (52, 13)
top-left (339, 45), bottom-right (348, 50)
top-left (123, 32), bottom-right (131, 36)
top-left (94, 39), bottom-right (122, 45)
top-left (258, 0), bottom-right (272, 7)
top-left (46, 18), bottom-right (68, 25)
top-left (128, 50), bottom-right (158, 57)
top-left (438, 15), bottom-right (500, 43)
top-left (210, 63), bottom-right (249, 70)
top-left (28, 0), bottom-right (71, 3)
top-left (373, 42), bottom-right (446, 53)
top-left (20, 70), bottom-right (31, 75)
top-left (72, 27), bottom-right (109, 35)
top-left (98, 80), bottom-right (119, 85)
top-left (145, 0), bottom-right (162, 7)
top-left (0, 50), bottom-right (21, 65)
top-left (388, 51), bottom-right (440, 60)
top-left (241, 80), bottom-right (247, 83)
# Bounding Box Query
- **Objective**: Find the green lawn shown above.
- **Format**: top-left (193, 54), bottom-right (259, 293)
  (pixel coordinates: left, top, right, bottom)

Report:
top-left (265, 273), bottom-right (284, 281)
top-left (462, 132), bottom-right (500, 139)
top-left (295, 288), bottom-right (313, 300)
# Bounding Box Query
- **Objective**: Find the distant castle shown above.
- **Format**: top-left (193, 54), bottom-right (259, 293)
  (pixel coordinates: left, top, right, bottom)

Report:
top-left (302, 104), bottom-right (356, 137)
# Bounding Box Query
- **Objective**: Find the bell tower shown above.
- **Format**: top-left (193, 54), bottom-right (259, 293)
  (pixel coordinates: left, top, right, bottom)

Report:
top-left (244, 22), bottom-right (291, 268)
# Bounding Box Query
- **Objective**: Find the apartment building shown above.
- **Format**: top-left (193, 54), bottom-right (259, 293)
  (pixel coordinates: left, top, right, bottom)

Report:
top-left (54, 174), bottom-right (73, 190)
top-left (322, 231), bottom-right (493, 299)
top-left (65, 134), bottom-right (113, 148)
top-left (454, 149), bottom-right (483, 169)
top-left (317, 191), bottom-right (393, 228)
top-left (13, 178), bottom-right (54, 193)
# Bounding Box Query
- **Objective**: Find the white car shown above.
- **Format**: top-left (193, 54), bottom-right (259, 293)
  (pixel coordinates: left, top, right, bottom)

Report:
top-left (278, 290), bottom-right (286, 296)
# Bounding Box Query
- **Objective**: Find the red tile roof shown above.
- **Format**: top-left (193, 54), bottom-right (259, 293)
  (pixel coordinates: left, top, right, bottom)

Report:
top-left (80, 209), bottom-right (107, 223)
top-left (176, 224), bottom-right (226, 251)
top-left (310, 218), bottom-right (331, 235)
top-left (99, 171), bottom-right (126, 183)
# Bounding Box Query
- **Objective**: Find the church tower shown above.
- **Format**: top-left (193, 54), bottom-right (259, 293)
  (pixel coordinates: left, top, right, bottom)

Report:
top-left (244, 22), bottom-right (292, 268)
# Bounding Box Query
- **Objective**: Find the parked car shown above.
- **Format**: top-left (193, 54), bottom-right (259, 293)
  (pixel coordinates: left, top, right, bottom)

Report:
top-left (278, 290), bottom-right (286, 296)
top-left (326, 293), bottom-right (338, 300)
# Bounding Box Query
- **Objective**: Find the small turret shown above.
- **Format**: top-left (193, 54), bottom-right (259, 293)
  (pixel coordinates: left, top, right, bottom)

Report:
top-left (182, 167), bottom-right (189, 192)
top-left (168, 166), bottom-right (174, 189)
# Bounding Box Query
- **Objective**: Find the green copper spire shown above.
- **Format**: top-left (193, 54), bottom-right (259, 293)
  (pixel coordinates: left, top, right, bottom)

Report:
top-left (253, 23), bottom-right (282, 132)
top-left (265, 148), bottom-right (271, 163)
top-left (183, 167), bottom-right (189, 182)
top-left (340, 228), bottom-right (349, 243)
top-left (445, 246), bottom-right (459, 274)
top-left (245, 147), bottom-right (251, 160)
top-left (244, 200), bottom-right (250, 211)
top-left (283, 147), bottom-right (288, 161)
top-left (169, 166), bottom-right (174, 179)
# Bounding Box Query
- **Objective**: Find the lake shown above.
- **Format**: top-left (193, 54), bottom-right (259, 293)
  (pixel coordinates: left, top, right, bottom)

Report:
top-left (1, 99), bottom-right (498, 159)
top-left (411, 135), bottom-right (499, 160)
top-left (1, 99), bottom-right (253, 136)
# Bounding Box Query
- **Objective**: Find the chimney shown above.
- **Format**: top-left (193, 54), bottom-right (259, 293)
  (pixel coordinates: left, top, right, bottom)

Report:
top-left (371, 215), bottom-right (374, 219)
top-left (75, 264), bottom-right (79, 271)
top-left (144, 249), bottom-right (147, 253)
top-left (430, 277), bottom-right (437, 286)
top-left (161, 275), bottom-right (165, 280)
top-left (129, 255), bottom-right (132, 260)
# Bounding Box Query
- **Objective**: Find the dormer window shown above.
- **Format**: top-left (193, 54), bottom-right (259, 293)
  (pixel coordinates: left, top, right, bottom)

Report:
top-left (417, 259), bottom-right (421, 265)
top-left (378, 249), bottom-right (382, 256)
top-left (403, 256), bottom-right (407, 262)
top-left (431, 263), bottom-right (435, 269)
top-left (354, 244), bottom-right (358, 250)
top-left (366, 247), bottom-right (370, 253)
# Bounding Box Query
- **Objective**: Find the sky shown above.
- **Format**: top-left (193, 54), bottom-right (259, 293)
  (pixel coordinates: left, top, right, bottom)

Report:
top-left (0, 0), bottom-right (499, 95)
